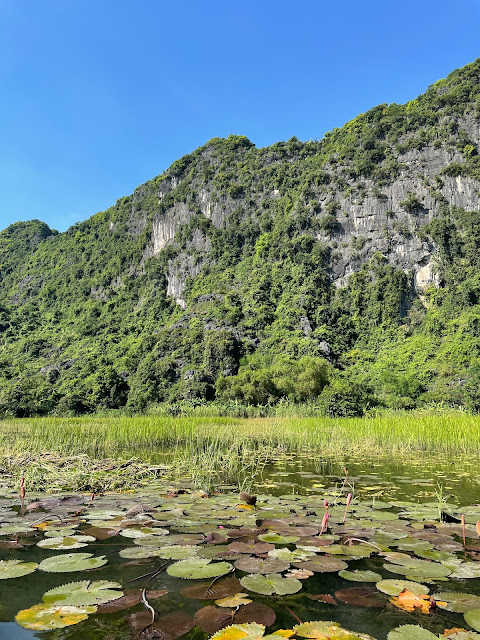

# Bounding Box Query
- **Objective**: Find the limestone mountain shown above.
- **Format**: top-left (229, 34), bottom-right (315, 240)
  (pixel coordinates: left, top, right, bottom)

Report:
top-left (1, 59), bottom-right (480, 415)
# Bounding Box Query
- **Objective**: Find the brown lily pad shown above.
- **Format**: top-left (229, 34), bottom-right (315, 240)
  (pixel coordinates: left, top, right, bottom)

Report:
top-left (194, 602), bottom-right (276, 633)
top-left (226, 541), bottom-right (275, 555)
top-left (180, 575), bottom-right (241, 600)
top-left (293, 557), bottom-right (348, 573)
top-left (127, 610), bottom-right (194, 640)
top-left (234, 557), bottom-right (290, 574)
top-left (98, 590), bottom-right (167, 613)
top-left (335, 587), bottom-right (385, 608)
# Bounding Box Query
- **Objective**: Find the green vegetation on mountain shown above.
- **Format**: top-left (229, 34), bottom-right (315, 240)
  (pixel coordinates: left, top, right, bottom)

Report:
top-left (1, 59), bottom-right (480, 416)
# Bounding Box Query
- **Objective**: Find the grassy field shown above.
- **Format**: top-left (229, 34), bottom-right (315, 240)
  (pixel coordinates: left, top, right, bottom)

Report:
top-left (1, 410), bottom-right (478, 492)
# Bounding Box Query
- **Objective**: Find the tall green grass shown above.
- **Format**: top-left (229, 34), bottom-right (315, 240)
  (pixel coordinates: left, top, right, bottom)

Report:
top-left (1, 409), bottom-right (479, 459)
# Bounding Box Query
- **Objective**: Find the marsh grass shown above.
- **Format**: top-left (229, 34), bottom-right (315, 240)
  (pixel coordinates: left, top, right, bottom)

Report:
top-left (1, 410), bottom-right (479, 492)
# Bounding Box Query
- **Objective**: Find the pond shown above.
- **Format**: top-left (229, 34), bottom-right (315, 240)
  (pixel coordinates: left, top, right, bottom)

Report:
top-left (1, 453), bottom-right (480, 640)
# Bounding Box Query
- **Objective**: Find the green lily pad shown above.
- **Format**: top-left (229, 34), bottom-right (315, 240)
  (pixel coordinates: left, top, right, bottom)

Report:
top-left (376, 579), bottom-right (429, 596)
top-left (210, 623), bottom-right (266, 640)
top-left (120, 527), bottom-right (169, 538)
top-left (15, 603), bottom-right (97, 630)
top-left (383, 560), bottom-right (451, 578)
top-left (38, 553), bottom-right (108, 573)
top-left (0, 559), bottom-right (38, 579)
top-left (257, 533), bottom-right (300, 544)
top-left (156, 545), bottom-right (200, 559)
top-left (37, 535), bottom-right (95, 550)
top-left (167, 558), bottom-right (233, 579)
top-left (435, 592), bottom-right (480, 613)
top-left (240, 573), bottom-right (302, 595)
top-left (0, 524), bottom-right (32, 535)
top-left (447, 563), bottom-right (480, 579)
top-left (234, 557), bottom-right (290, 574)
top-left (465, 609), bottom-right (480, 632)
top-left (293, 556), bottom-right (348, 573)
top-left (43, 580), bottom-right (123, 606)
top-left (119, 546), bottom-right (164, 559)
top-left (294, 620), bottom-right (377, 639)
top-left (387, 625), bottom-right (437, 639)
top-left (338, 570), bottom-right (381, 582)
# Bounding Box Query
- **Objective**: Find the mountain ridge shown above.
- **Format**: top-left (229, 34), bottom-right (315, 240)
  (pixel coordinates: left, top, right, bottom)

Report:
top-left (1, 58), bottom-right (480, 415)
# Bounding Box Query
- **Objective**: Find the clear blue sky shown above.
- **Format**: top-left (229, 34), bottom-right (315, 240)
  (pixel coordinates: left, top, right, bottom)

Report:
top-left (1, 0), bottom-right (479, 232)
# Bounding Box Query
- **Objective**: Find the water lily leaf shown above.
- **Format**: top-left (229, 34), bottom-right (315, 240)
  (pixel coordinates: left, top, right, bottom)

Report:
top-left (234, 603), bottom-right (276, 626)
top-left (215, 593), bottom-right (252, 607)
top-left (240, 573), bottom-right (302, 595)
top-left (167, 558), bottom-right (233, 579)
top-left (0, 524), bottom-right (32, 535)
top-left (119, 546), bottom-right (164, 559)
top-left (286, 569), bottom-right (314, 579)
top-left (127, 609), bottom-right (195, 640)
top-left (227, 542), bottom-right (275, 555)
top-left (194, 606), bottom-right (236, 634)
top-left (435, 593), bottom-right (480, 613)
top-left (0, 559), bottom-right (38, 579)
top-left (97, 589), bottom-right (167, 613)
top-left (38, 553), bottom-right (108, 573)
top-left (376, 580), bottom-right (429, 596)
top-left (387, 625), bottom-right (438, 639)
top-left (335, 587), bottom-right (385, 608)
top-left (15, 603), bottom-right (97, 630)
top-left (44, 528), bottom-right (78, 537)
top-left (338, 570), bottom-right (381, 582)
top-left (269, 548), bottom-right (313, 562)
top-left (257, 533), bottom-right (300, 544)
top-left (42, 580), bottom-right (123, 606)
top-left (294, 620), bottom-right (377, 639)
top-left (37, 535), bottom-right (95, 550)
top-left (210, 623), bottom-right (266, 640)
top-left (120, 527), bottom-right (169, 538)
top-left (447, 563), bottom-right (480, 579)
top-left (180, 575), bottom-right (241, 600)
top-left (234, 557), bottom-right (290, 574)
top-left (154, 545), bottom-right (200, 559)
top-left (465, 609), bottom-right (480, 632)
top-left (293, 557), bottom-right (348, 573)
top-left (383, 561), bottom-right (451, 578)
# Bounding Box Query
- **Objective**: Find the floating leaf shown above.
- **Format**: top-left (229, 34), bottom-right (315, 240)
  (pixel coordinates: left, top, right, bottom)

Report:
top-left (240, 573), bottom-right (302, 595)
top-left (294, 620), bottom-right (376, 639)
top-left (167, 558), bottom-right (233, 579)
top-left (293, 557), bottom-right (348, 573)
top-left (465, 609), bottom-right (480, 632)
top-left (15, 603), bottom-right (96, 630)
top-left (335, 587), bottom-right (385, 608)
top-left (38, 553), bottom-right (108, 573)
top-left (127, 609), bottom-right (195, 640)
top-left (435, 592), bottom-right (480, 613)
top-left (307, 594), bottom-right (337, 605)
top-left (97, 589), bottom-right (167, 613)
top-left (180, 576), bottom-right (242, 600)
top-left (383, 561), bottom-right (451, 578)
top-left (42, 580), bottom-right (123, 606)
top-left (37, 535), bottom-right (95, 550)
top-left (210, 623), bottom-right (266, 640)
top-left (387, 625), bottom-right (438, 639)
top-left (234, 557), bottom-right (290, 574)
top-left (390, 589), bottom-right (439, 614)
top-left (338, 570), bottom-right (381, 582)
top-left (257, 533), bottom-right (300, 544)
top-left (215, 593), bottom-right (252, 607)
top-left (376, 580), bottom-right (429, 596)
top-left (0, 559), bottom-right (37, 579)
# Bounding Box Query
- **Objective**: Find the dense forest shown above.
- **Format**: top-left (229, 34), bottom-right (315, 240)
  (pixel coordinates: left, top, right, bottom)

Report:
top-left (1, 59), bottom-right (480, 417)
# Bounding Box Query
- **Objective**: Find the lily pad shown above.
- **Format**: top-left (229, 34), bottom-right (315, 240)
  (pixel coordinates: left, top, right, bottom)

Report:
top-left (465, 609), bottom-right (480, 632)
top-left (37, 535), bottom-right (95, 550)
top-left (257, 533), bottom-right (300, 544)
top-left (38, 553), bottom-right (108, 573)
top-left (42, 580), bottom-right (123, 606)
top-left (376, 580), bottom-right (429, 596)
top-left (435, 592), bottom-right (480, 613)
top-left (180, 576), bottom-right (241, 600)
top-left (386, 625), bottom-right (438, 639)
top-left (240, 573), bottom-right (302, 595)
top-left (234, 557), bottom-right (290, 574)
top-left (294, 620), bottom-right (377, 639)
top-left (15, 603), bottom-right (97, 630)
top-left (0, 559), bottom-right (38, 579)
top-left (338, 570), bottom-right (381, 582)
top-left (215, 593), bottom-right (252, 607)
top-left (335, 587), bottom-right (385, 608)
top-left (210, 623), bottom-right (266, 640)
top-left (167, 558), bottom-right (233, 579)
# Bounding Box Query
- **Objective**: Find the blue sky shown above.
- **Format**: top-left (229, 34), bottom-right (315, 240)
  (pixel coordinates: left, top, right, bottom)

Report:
top-left (1, 0), bottom-right (479, 232)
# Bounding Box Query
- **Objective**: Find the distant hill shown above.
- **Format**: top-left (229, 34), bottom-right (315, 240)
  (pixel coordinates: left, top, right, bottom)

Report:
top-left (1, 59), bottom-right (480, 416)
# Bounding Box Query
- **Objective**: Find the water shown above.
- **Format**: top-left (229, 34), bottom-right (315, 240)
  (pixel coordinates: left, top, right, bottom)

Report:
top-left (1, 453), bottom-right (480, 640)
